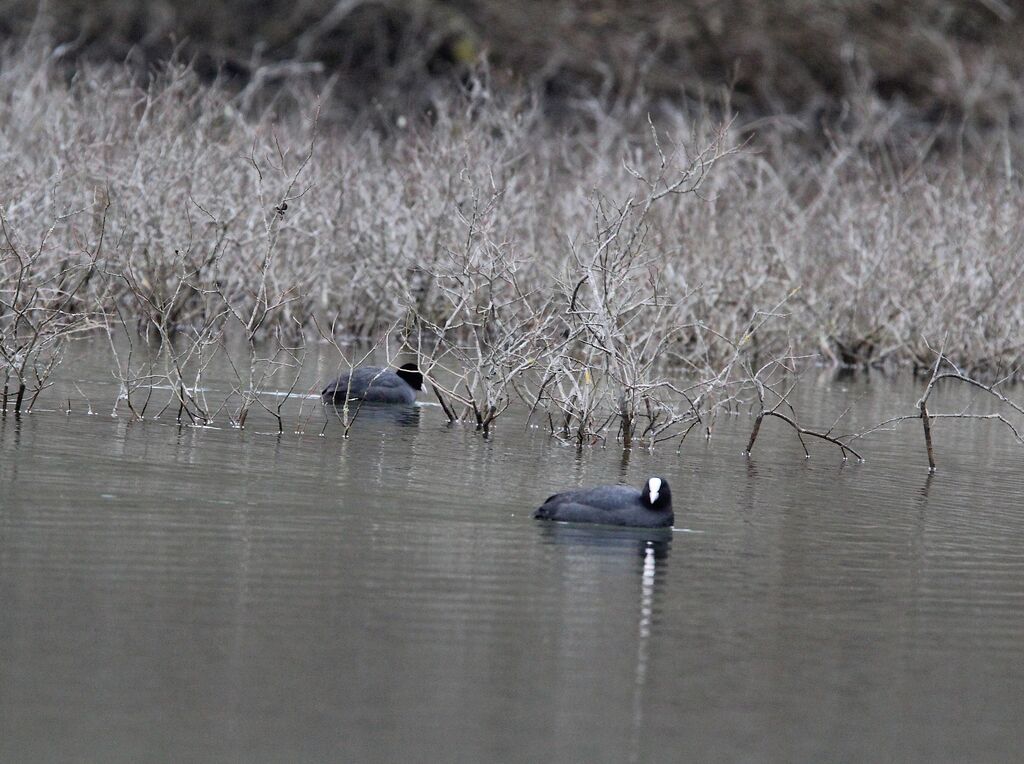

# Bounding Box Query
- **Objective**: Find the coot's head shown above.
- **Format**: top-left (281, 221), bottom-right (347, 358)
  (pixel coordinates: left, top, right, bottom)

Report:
top-left (396, 362), bottom-right (424, 391)
top-left (641, 477), bottom-right (672, 510)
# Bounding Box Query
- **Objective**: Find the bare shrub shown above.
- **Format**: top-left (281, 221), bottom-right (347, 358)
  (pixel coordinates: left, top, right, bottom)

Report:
top-left (0, 200), bottom-right (107, 413)
top-left (855, 344), bottom-right (1024, 471)
top-left (535, 120), bottom-right (741, 446)
top-left (402, 178), bottom-right (560, 436)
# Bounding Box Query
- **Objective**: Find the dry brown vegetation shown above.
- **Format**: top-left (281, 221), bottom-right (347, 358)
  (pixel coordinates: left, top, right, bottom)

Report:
top-left (1, 42), bottom-right (1023, 465)
top-left (4, 0), bottom-right (1023, 141)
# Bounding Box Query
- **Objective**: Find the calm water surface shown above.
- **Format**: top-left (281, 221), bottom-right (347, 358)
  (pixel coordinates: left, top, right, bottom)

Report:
top-left (1, 346), bottom-right (1023, 762)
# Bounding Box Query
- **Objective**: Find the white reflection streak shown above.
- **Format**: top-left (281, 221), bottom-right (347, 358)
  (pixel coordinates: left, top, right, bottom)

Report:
top-left (629, 544), bottom-right (657, 764)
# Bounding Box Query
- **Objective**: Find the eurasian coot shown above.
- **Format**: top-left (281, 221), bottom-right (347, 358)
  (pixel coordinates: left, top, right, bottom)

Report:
top-left (533, 477), bottom-right (673, 528)
top-left (321, 363), bottom-right (423, 405)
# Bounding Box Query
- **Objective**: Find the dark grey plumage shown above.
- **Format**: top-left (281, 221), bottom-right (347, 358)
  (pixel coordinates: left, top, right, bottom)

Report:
top-left (533, 477), bottom-right (673, 528)
top-left (322, 363), bottom-right (423, 405)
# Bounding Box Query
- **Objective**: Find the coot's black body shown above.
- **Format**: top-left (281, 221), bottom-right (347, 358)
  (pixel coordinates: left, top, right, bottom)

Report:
top-left (321, 363), bottom-right (423, 405)
top-left (533, 477), bottom-right (673, 528)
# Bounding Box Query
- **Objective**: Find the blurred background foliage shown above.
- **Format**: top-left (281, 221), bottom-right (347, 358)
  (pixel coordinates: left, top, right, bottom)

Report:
top-left (1, 1), bottom-right (1022, 135)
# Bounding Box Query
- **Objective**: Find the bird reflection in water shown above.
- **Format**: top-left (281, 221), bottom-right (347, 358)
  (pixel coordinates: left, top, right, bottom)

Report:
top-left (323, 400), bottom-right (423, 430)
top-left (534, 522), bottom-right (669, 762)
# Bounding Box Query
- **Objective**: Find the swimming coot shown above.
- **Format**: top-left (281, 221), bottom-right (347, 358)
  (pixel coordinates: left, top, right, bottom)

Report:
top-left (533, 477), bottom-right (673, 528)
top-left (321, 363), bottom-right (423, 405)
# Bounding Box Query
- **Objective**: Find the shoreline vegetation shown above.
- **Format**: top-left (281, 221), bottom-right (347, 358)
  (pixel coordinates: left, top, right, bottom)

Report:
top-left (2, 28), bottom-right (1024, 467)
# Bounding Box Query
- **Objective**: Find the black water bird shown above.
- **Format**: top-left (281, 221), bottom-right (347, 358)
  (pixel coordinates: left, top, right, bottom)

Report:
top-left (533, 477), bottom-right (673, 528)
top-left (321, 363), bottom-right (423, 405)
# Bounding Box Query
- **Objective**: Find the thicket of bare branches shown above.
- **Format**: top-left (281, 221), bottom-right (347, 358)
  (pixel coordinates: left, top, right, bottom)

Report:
top-left (2, 48), bottom-right (1023, 464)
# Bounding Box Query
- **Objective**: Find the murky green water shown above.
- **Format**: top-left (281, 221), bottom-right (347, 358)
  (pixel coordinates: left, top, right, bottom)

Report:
top-left (2, 345), bottom-right (1023, 762)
